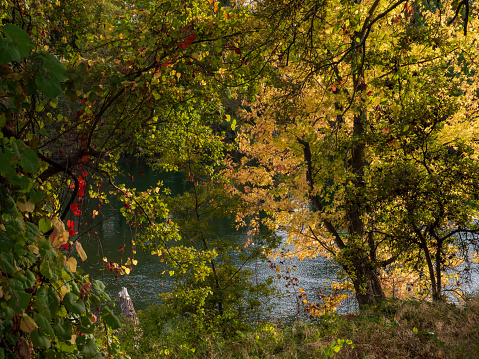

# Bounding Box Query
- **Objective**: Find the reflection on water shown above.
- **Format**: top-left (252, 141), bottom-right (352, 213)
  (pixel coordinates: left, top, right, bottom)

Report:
top-left (78, 159), bottom-right (344, 320)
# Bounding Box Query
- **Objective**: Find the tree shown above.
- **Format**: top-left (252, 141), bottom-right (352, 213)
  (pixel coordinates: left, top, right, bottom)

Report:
top-left (1, 0), bottom-right (269, 354)
top-left (227, 0), bottom-right (479, 306)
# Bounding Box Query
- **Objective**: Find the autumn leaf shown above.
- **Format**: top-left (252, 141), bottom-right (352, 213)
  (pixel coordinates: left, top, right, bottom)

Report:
top-left (16, 196), bottom-right (35, 213)
top-left (65, 257), bottom-right (77, 272)
top-left (75, 242), bottom-right (87, 261)
top-left (20, 314), bottom-right (38, 333)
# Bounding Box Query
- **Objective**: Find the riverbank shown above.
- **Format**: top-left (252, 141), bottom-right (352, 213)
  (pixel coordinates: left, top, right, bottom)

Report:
top-left (118, 296), bottom-right (479, 358)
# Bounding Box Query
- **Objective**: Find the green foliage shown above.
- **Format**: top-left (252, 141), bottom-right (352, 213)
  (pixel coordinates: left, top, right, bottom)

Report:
top-left (125, 297), bottom-right (479, 358)
top-left (0, 24), bottom-right (122, 358)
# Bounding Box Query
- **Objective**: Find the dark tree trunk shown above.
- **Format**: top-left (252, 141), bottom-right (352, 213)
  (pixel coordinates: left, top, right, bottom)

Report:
top-left (351, 258), bottom-right (385, 307)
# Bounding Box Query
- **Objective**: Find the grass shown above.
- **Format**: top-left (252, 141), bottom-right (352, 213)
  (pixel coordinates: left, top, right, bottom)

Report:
top-left (121, 296), bottom-right (479, 358)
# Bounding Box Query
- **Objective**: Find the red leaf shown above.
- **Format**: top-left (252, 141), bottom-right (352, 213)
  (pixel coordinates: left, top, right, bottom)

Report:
top-left (67, 220), bottom-right (75, 229)
top-left (188, 33), bottom-right (196, 42)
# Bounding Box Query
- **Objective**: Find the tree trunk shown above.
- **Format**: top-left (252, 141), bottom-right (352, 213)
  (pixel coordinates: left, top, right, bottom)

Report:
top-left (351, 258), bottom-right (385, 307)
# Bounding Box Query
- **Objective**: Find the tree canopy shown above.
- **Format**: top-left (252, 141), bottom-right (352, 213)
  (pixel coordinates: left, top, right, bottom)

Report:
top-left (227, 0), bottom-right (479, 306)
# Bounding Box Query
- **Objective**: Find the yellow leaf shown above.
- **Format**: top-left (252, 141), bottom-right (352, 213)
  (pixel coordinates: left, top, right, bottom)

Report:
top-left (28, 245), bottom-right (39, 254)
top-left (119, 33), bottom-right (125, 40)
top-left (75, 242), bottom-right (87, 261)
top-left (276, 267), bottom-right (280, 272)
top-left (132, 259), bottom-right (138, 265)
top-left (51, 217), bottom-right (65, 232)
top-left (102, 257), bottom-right (108, 262)
top-left (16, 196), bottom-right (35, 213)
top-left (299, 288), bottom-right (304, 292)
top-left (302, 299), bottom-right (308, 304)
top-left (92, 210), bottom-right (99, 218)
top-left (66, 257), bottom-right (77, 272)
top-left (124, 267), bottom-right (130, 274)
top-left (50, 227), bottom-right (69, 248)
top-left (20, 314), bottom-right (38, 333)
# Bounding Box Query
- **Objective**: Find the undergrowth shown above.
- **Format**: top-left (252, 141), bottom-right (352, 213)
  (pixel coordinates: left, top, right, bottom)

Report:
top-left (119, 296), bottom-right (479, 358)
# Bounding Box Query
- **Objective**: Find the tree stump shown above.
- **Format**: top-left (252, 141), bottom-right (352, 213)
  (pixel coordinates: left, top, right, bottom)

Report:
top-left (117, 287), bottom-right (139, 325)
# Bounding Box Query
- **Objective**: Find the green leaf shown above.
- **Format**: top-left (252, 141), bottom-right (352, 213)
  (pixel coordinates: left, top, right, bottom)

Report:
top-left (0, 252), bottom-right (15, 274)
top-left (63, 292), bottom-right (86, 315)
top-left (40, 262), bottom-right (55, 281)
top-left (0, 149), bottom-right (15, 176)
top-left (35, 314), bottom-right (54, 337)
top-left (3, 24), bottom-right (32, 58)
top-left (36, 286), bottom-right (51, 320)
top-left (92, 280), bottom-right (105, 291)
top-left (57, 341), bottom-right (76, 353)
top-left (56, 319), bottom-right (72, 340)
top-left (0, 32), bottom-right (22, 64)
top-left (19, 147), bottom-right (39, 174)
top-left (31, 329), bottom-right (51, 349)
top-left (34, 53), bottom-right (66, 99)
top-left (13, 288), bottom-right (32, 310)
top-left (102, 306), bottom-right (122, 330)
top-left (79, 338), bottom-right (98, 359)
top-left (48, 286), bottom-right (60, 315)
top-left (39, 218), bottom-right (52, 233)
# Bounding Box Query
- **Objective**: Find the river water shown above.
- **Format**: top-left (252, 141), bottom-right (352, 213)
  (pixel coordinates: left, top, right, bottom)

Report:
top-left (76, 159), bottom-right (351, 320)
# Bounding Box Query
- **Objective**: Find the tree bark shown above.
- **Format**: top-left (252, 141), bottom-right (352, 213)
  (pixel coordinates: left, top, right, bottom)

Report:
top-left (350, 257), bottom-right (385, 307)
